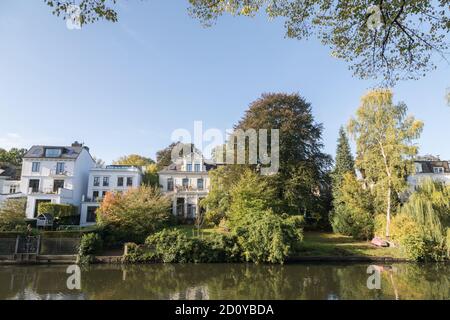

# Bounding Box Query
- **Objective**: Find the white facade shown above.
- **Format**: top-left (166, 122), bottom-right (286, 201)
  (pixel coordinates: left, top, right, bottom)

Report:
top-left (20, 143), bottom-right (95, 219)
top-left (0, 178), bottom-right (22, 203)
top-left (159, 150), bottom-right (215, 219)
top-left (80, 165), bottom-right (143, 226)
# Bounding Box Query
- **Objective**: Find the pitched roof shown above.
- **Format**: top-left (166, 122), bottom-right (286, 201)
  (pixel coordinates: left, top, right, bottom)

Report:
top-left (415, 159), bottom-right (450, 173)
top-left (23, 145), bottom-right (86, 160)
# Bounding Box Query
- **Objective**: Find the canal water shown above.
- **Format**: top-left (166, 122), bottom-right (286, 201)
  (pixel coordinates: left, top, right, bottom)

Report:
top-left (0, 263), bottom-right (449, 300)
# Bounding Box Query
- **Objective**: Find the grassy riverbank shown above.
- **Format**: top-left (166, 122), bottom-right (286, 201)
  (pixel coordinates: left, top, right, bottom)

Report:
top-left (171, 225), bottom-right (406, 260)
top-left (297, 232), bottom-right (405, 259)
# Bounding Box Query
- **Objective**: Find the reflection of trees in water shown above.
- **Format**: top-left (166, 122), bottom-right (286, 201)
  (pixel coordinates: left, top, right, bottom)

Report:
top-left (0, 263), bottom-right (449, 300)
top-left (0, 265), bottom-right (85, 300)
top-left (385, 264), bottom-right (450, 300)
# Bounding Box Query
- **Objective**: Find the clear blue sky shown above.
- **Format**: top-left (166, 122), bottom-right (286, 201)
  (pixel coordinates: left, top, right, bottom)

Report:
top-left (0, 1), bottom-right (449, 163)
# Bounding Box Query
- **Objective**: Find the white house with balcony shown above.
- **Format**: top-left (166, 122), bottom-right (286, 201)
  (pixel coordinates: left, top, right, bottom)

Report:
top-left (408, 155), bottom-right (450, 189)
top-left (80, 165), bottom-right (143, 226)
top-left (159, 148), bottom-right (216, 220)
top-left (0, 164), bottom-right (23, 203)
top-left (20, 142), bottom-right (95, 219)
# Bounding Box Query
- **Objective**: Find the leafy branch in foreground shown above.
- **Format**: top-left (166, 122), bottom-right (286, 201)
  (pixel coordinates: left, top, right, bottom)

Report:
top-left (44, 1), bottom-right (449, 84)
top-left (188, 0), bottom-right (449, 85)
top-left (44, 0), bottom-right (118, 25)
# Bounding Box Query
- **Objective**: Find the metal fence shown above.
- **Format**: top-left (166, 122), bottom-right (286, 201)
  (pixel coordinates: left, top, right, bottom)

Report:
top-left (0, 238), bottom-right (17, 255)
top-left (0, 236), bottom-right (80, 256)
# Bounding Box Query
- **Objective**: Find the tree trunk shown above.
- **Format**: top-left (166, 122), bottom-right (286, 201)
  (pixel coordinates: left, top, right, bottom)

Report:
top-left (385, 186), bottom-right (391, 239)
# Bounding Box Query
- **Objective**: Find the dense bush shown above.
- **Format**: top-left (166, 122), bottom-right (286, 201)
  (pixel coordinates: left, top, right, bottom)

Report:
top-left (388, 180), bottom-right (450, 261)
top-left (124, 229), bottom-right (241, 263)
top-left (78, 233), bottom-right (103, 264)
top-left (143, 229), bottom-right (228, 263)
top-left (330, 173), bottom-right (375, 240)
top-left (96, 186), bottom-right (171, 245)
top-left (0, 198), bottom-right (26, 231)
top-left (234, 211), bottom-right (303, 264)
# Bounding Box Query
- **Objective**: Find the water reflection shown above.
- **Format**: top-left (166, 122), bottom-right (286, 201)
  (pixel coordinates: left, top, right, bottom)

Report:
top-left (0, 263), bottom-right (448, 300)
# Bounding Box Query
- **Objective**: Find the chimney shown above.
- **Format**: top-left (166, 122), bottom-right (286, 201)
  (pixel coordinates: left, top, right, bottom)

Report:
top-left (72, 141), bottom-right (83, 147)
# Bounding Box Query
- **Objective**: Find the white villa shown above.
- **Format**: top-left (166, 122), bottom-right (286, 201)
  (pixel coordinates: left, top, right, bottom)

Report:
top-left (20, 142), bottom-right (95, 219)
top-left (0, 164), bottom-right (22, 203)
top-left (408, 155), bottom-right (450, 189)
top-left (158, 148), bottom-right (216, 220)
top-left (80, 165), bottom-right (143, 226)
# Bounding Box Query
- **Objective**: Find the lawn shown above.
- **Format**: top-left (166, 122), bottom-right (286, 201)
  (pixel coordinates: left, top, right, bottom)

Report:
top-left (171, 225), bottom-right (221, 239)
top-left (170, 226), bottom-right (407, 259)
top-left (297, 232), bottom-right (406, 259)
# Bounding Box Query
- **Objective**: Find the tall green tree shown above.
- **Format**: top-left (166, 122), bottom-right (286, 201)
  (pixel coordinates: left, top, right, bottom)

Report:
top-left (235, 92), bottom-right (332, 226)
top-left (113, 154), bottom-right (154, 167)
top-left (331, 127), bottom-right (355, 187)
top-left (156, 142), bottom-right (194, 171)
top-left (348, 89), bottom-right (423, 238)
top-left (201, 165), bottom-right (248, 225)
top-left (330, 127), bottom-right (357, 232)
top-left (0, 148), bottom-right (27, 166)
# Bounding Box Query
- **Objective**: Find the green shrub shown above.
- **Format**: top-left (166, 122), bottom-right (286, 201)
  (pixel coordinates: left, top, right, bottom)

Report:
top-left (96, 186), bottom-right (171, 245)
top-left (206, 232), bottom-right (242, 262)
top-left (0, 198), bottom-right (26, 231)
top-left (78, 233), bottom-right (103, 264)
top-left (390, 179), bottom-right (450, 261)
top-left (234, 211), bottom-right (303, 264)
top-left (124, 229), bottom-right (243, 264)
top-left (330, 173), bottom-right (375, 240)
top-left (144, 229), bottom-right (214, 263)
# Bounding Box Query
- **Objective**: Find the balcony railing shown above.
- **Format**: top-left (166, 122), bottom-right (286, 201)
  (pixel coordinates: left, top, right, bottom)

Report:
top-left (27, 187), bottom-right (73, 197)
top-left (50, 170), bottom-right (72, 176)
top-left (174, 185), bottom-right (205, 192)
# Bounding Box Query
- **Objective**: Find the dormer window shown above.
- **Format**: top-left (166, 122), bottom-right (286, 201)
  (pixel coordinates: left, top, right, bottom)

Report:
top-left (186, 164), bottom-right (192, 172)
top-left (45, 148), bottom-right (62, 157)
top-left (194, 164), bottom-right (201, 172)
top-left (433, 167), bottom-right (444, 174)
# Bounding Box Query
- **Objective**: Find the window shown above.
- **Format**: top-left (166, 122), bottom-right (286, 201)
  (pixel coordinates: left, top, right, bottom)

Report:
top-left (86, 206), bottom-right (97, 223)
top-left (167, 178), bottom-right (174, 191)
top-left (93, 177), bottom-right (100, 186)
top-left (197, 178), bottom-right (204, 190)
top-left (126, 177), bottom-right (133, 187)
top-left (45, 148), bottom-right (62, 157)
top-left (186, 163), bottom-right (192, 172)
top-left (29, 179), bottom-right (40, 193)
top-left (32, 162), bottom-right (40, 172)
top-left (415, 163), bottom-right (422, 173)
top-left (102, 191), bottom-right (107, 198)
top-left (187, 204), bottom-right (196, 217)
top-left (9, 185), bottom-right (17, 194)
top-left (93, 191), bottom-right (99, 200)
top-left (56, 162), bottom-right (65, 174)
top-left (103, 177), bottom-right (109, 187)
top-left (433, 167), bottom-right (444, 174)
top-left (53, 180), bottom-right (64, 192)
top-left (194, 164), bottom-right (201, 172)
top-left (117, 177), bottom-right (124, 187)
top-left (182, 178), bottom-right (189, 188)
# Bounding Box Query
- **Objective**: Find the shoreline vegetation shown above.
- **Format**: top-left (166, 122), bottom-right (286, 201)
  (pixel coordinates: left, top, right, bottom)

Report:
top-left (1, 91), bottom-right (449, 265)
top-left (0, 229), bottom-right (412, 265)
